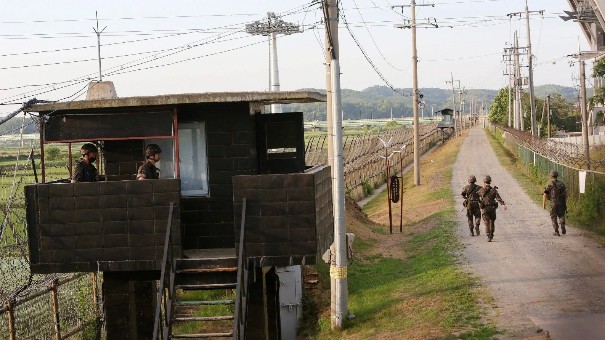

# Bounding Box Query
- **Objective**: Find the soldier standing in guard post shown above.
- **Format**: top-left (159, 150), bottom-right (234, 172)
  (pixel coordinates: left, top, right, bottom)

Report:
top-left (543, 170), bottom-right (567, 236)
top-left (137, 144), bottom-right (162, 180)
top-left (72, 143), bottom-right (99, 183)
top-left (461, 175), bottom-right (482, 236)
top-left (477, 175), bottom-right (507, 242)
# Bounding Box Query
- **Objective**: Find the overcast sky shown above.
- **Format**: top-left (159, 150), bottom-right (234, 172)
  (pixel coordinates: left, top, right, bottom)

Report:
top-left (0, 0), bottom-right (591, 115)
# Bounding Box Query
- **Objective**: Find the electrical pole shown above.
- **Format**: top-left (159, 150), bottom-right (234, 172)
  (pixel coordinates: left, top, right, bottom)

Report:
top-left (508, 3), bottom-right (544, 136)
top-left (246, 13), bottom-right (302, 113)
top-left (93, 11), bottom-right (106, 82)
top-left (546, 94), bottom-right (551, 138)
top-left (448, 76), bottom-right (457, 136)
top-left (322, 0), bottom-right (347, 330)
top-left (393, 1), bottom-right (436, 186)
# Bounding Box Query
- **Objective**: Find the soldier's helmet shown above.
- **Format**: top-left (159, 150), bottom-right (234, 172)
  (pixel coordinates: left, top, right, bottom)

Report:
top-left (483, 175), bottom-right (492, 183)
top-left (80, 143), bottom-right (98, 155)
top-left (468, 175), bottom-right (477, 183)
top-left (549, 170), bottom-right (558, 178)
top-left (145, 144), bottom-right (162, 157)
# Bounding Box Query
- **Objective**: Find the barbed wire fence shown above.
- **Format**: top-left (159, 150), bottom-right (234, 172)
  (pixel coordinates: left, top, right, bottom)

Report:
top-left (306, 124), bottom-right (442, 200)
top-left (487, 123), bottom-right (605, 230)
top-left (0, 115), bottom-right (103, 339)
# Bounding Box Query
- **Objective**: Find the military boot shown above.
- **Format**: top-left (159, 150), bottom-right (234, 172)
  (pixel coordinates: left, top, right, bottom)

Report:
top-left (470, 228), bottom-right (474, 237)
top-left (475, 225), bottom-right (480, 236)
top-left (487, 233), bottom-right (491, 242)
top-left (553, 229), bottom-right (560, 236)
top-left (561, 225), bottom-right (566, 235)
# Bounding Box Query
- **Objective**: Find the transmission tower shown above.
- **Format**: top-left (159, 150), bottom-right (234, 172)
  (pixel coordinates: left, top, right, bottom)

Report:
top-left (246, 13), bottom-right (302, 113)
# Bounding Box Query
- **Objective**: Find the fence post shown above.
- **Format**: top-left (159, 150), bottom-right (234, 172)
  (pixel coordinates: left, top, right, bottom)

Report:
top-left (7, 300), bottom-right (16, 340)
top-left (51, 279), bottom-right (61, 340)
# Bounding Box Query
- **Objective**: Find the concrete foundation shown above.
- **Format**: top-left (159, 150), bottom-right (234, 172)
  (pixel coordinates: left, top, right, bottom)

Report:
top-left (86, 81), bottom-right (118, 100)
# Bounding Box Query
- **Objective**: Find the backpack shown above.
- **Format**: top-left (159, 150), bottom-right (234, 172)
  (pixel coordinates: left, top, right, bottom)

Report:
top-left (550, 181), bottom-right (567, 205)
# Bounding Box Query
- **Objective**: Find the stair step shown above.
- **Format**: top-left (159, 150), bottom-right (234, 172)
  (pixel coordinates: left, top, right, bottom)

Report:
top-left (175, 283), bottom-right (236, 290)
top-left (175, 300), bottom-right (234, 306)
top-left (176, 267), bottom-right (237, 274)
top-left (172, 332), bottom-right (232, 338)
top-left (175, 315), bottom-right (234, 322)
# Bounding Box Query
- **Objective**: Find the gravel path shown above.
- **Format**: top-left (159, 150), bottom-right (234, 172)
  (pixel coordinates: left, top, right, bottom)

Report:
top-left (451, 127), bottom-right (605, 339)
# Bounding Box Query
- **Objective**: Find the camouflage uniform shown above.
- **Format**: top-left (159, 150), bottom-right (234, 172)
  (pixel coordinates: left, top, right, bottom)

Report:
top-left (461, 182), bottom-right (482, 236)
top-left (477, 184), bottom-right (505, 241)
top-left (544, 178), bottom-right (567, 235)
top-left (137, 161), bottom-right (160, 180)
top-left (72, 160), bottom-right (99, 182)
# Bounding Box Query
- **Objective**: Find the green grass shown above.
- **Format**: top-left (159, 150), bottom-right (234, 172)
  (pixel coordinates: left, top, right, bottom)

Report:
top-left (304, 131), bottom-right (500, 339)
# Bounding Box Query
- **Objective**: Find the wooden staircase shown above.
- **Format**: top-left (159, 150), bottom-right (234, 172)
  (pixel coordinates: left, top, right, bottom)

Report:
top-left (170, 254), bottom-right (238, 339)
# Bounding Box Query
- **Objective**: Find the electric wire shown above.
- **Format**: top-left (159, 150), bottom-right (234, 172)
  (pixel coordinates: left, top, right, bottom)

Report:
top-left (351, 0), bottom-right (403, 71)
top-left (338, 2), bottom-right (408, 97)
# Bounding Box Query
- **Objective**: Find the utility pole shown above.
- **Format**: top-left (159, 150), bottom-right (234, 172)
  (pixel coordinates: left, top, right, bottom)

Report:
top-left (93, 11), bottom-right (106, 82)
top-left (579, 58), bottom-right (590, 170)
top-left (246, 13), bottom-right (302, 113)
top-left (503, 45), bottom-right (513, 127)
top-left (321, 0), bottom-right (347, 330)
top-left (546, 94), bottom-right (551, 138)
top-left (393, 0), bottom-right (436, 186)
top-left (508, 2), bottom-right (544, 136)
top-left (514, 31), bottom-right (524, 131)
top-left (448, 76), bottom-right (457, 136)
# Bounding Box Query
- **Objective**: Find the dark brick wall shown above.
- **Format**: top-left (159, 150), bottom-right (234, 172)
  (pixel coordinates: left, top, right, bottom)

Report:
top-left (26, 179), bottom-right (181, 273)
top-left (178, 103), bottom-right (257, 250)
top-left (104, 140), bottom-right (145, 181)
top-left (232, 165), bottom-right (333, 267)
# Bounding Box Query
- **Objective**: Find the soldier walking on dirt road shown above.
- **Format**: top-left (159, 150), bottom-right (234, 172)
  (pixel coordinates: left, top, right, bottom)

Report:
top-left (461, 175), bottom-right (482, 236)
top-left (543, 170), bottom-right (568, 236)
top-left (477, 175), bottom-right (506, 242)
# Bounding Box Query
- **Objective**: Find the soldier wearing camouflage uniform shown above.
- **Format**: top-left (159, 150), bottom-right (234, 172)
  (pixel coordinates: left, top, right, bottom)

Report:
top-left (543, 170), bottom-right (567, 236)
top-left (461, 175), bottom-right (482, 236)
top-left (477, 175), bottom-right (507, 242)
top-left (137, 144), bottom-right (162, 180)
top-left (72, 143), bottom-right (99, 183)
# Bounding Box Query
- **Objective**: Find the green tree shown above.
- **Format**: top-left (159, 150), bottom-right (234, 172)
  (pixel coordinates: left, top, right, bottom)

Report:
top-left (45, 147), bottom-right (61, 161)
top-left (488, 87), bottom-right (509, 124)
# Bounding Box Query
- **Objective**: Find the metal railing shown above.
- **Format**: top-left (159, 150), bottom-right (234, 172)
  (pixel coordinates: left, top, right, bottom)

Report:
top-left (153, 202), bottom-right (176, 340)
top-left (233, 198), bottom-right (249, 340)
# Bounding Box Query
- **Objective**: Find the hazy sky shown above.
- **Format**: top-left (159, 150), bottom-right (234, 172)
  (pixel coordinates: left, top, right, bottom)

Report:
top-left (0, 0), bottom-right (591, 115)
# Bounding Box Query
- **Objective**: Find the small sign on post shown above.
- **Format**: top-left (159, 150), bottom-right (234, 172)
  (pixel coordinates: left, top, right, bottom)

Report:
top-left (390, 175), bottom-right (400, 203)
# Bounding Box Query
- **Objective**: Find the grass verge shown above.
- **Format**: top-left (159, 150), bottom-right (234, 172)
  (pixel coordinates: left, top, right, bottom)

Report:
top-left (300, 132), bottom-right (499, 339)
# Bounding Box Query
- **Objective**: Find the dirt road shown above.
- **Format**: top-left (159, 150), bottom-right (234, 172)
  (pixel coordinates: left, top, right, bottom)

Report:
top-left (451, 127), bottom-right (605, 339)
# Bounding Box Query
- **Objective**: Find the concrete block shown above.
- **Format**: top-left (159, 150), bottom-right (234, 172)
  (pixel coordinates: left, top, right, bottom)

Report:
top-left (48, 183), bottom-right (74, 198)
top-left (102, 208), bottom-right (127, 222)
top-left (75, 222), bottom-right (102, 235)
top-left (103, 221), bottom-right (128, 235)
top-left (100, 181), bottom-right (126, 195)
top-left (128, 234), bottom-right (154, 248)
top-left (128, 194), bottom-right (154, 207)
top-left (75, 196), bottom-right (100, 210)
top-left (127, 207), bottom-right (154, 221)
top-left (49, 197), bottom-right (75, 210)
top-left (152, 179), bottom-right (180, 193)
top-left (103, 234), bottom-right (129, 248)
top-left (102, 247), bottom-right (130, 261)
top-left (39, 223), bottom-right (75, 237)
top-left (73, 182), bottom-right (100, 196)
top-left (129, 220), bottom-right (154, 234)
top-left (73, 209), bottom-right (101, 223)
top-left (49, 210), bottom-right (74, 224)
top-left (100, 195), bottom-right (127, 209)
top-left (125, 181), bottom-right (153, 195)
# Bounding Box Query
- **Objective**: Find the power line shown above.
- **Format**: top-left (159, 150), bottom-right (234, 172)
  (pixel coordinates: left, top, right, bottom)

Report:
top-left (351, 0), bottom-right (403, 71)
top-left (339, 2), bottom-right (408, 97)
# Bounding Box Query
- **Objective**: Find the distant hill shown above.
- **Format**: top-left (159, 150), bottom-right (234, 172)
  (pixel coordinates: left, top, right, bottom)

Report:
top-left (286, 85), bottom-right (580, 121)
